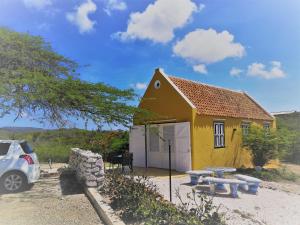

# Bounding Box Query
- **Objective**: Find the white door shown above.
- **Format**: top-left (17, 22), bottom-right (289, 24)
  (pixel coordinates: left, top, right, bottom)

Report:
top-left (130, 122), bottom-right (192, 171)
top-left (147, 125), bottom-right (163, 168)
top-left (174, 122), bottom-right (192, 171)
top-left (161, 125), bottom-right (176, 169)
top-left (129, 125), bottom-right (146, 167)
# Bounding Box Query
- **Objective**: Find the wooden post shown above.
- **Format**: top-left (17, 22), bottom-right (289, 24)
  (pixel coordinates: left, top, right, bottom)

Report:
top-left (168, 139), bottom-right (172, 202)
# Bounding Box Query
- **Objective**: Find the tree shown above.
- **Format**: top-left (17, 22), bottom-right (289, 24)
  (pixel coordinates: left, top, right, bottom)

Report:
top-left (243, 125), bottom-right (278, 167)
top-left (0, 27), bottom-right (137, 127)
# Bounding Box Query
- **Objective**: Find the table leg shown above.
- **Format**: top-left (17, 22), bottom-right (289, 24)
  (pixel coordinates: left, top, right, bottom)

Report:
top-left (215, 171), bottom-right (226, 190)
top-left (190, 174), bottom-right (200, 185)
top-left (248, 183), bottom-right (259, 194)
top-left (230, 184), bottom-right (239, 198)
top-left (209, 183), bottom-right (215, 195)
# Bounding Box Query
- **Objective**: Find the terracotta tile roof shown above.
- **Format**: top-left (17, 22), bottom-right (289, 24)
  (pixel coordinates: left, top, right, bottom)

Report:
top-left (169, 76), bottom-right (273, 121)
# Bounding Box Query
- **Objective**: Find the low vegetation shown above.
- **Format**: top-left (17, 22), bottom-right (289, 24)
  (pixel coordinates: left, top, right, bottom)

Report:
top-left (0, 128), bottom-right (128, 163)
top-left (243, 125), bottom-right (295, 168)
top-left (99, 172), bottom-right (225, 225)
top-left (237, 166), bottom-right (298, 182)
top-left (275, 112), bottom-right (300, 164)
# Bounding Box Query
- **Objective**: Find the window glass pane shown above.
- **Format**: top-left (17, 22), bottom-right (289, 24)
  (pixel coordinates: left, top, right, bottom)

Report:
top-left (241, 123), bottom-right (249, 136)
top-left (0, 143), bottom-right (10, 155)
top-left (20, 142), bottom-right (34, 153)
top-left (214, 122), bottom-right (225, 147)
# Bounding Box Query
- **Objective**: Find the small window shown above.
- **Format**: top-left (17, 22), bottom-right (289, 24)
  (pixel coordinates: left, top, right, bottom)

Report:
top-left (263, 122), bottom-right (270, 130)
top-left (214, 122), bottom-right (225, 148)
top-left (20, 142), bottom-right (34, 154)
top-left (241, 123), bottom-right (250, 136)
top-left (154, 80), bottom-right (161, 89)
top-left (0, 143), bottom-right (10, 156)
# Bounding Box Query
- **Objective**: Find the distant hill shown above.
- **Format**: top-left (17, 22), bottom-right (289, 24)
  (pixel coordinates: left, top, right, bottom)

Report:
top-left (0, 127), bottom-right (46, 133)
top-left (274, 112), bottom-right (300, 131)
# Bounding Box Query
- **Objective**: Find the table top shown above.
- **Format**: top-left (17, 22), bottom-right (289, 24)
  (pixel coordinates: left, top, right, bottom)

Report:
top-left (234, 174), bottom-right (262, 182)
top-left (204, 177), bottom-right (246, 184)
top-left (205, 167), bottom-right (236, 173)
top-left (186, 170), bottom-right (214, 175)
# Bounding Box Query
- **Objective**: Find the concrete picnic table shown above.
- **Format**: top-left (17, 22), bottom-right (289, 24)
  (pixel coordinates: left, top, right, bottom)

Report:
top-left (234, 174), bottom-right (262, 194)
top-left (204, 177), bottom-right (247, 198)
top-left (186, 170), bottom-right (214, 185)
top-left (205, 167), bottom-right (237, 189)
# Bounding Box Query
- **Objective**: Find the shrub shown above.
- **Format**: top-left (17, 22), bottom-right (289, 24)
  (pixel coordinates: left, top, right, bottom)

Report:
top-left (34, 144), bottom-right (71, 163)
top-left (243, 125), bottom-right (278, 167)
top-left (99, 172), bottom-right (225, 225)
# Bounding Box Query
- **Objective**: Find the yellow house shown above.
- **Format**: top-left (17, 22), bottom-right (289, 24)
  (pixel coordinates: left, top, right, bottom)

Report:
top-left (129, 68), bottom-right (275, 171)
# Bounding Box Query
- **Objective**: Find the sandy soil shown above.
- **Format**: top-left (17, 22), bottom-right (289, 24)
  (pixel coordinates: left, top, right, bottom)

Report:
top-left (151, 175), bottom-right (300, 225)
top-left (0, 174), bottom-right (104, 225)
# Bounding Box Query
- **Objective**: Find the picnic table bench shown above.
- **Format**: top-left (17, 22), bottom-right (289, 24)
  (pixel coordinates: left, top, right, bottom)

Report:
top-left (234, 174), bottom-right (262, 194)
top-left (203, 177), bottom-right (247, 198)
top-left (205, 167), bottom-right (237, 190)
top-left (186, 170), bottom-right (214, 185)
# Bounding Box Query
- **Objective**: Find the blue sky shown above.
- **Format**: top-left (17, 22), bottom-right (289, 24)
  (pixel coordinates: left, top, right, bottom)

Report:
top-left (0, 0), bottom-right (299, 129)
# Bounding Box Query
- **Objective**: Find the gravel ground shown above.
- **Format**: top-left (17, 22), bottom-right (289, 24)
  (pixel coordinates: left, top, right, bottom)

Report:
top-left (0, 174), bottom-right (104, 225)
top-left (151, 175), bottom-right (300, 225)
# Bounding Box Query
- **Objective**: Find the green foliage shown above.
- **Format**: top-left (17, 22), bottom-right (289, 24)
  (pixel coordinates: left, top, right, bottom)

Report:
top-left (0, 27), bottom-right (137, 127)
top-left (275, 112), bottom-right (300, 164)
top-left (0, 128), bottom-right (128, 162)
top-left (237, 167), bottom-right (298, 182)
top-left (243, 125), bottom-right (279, 167)
top-left (100, 172), bottom-right (224, 225)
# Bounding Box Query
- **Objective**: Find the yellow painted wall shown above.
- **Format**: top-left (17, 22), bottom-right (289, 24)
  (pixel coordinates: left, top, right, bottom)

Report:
top-left (192, 115), bottom-right (275, 169)
top-left (136, 69), bottom-right (276, 170)
top-left (137, 70), bottom-right (194, 124)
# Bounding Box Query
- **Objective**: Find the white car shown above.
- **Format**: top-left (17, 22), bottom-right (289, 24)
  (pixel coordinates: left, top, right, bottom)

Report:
top-left (0, 140), bottom-right (40, 193)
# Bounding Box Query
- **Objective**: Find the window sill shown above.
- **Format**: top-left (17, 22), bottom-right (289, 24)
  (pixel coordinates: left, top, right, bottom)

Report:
top-left (214, 146), bottom-right (226, 149)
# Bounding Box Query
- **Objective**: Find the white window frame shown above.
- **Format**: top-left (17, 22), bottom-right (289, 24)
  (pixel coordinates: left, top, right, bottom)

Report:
top-left (263, 122), bottom-right (271, 130)
top-left (214, 122), bottom-right (225, 148)
top-left (241, 122), bottom-right (250, 136)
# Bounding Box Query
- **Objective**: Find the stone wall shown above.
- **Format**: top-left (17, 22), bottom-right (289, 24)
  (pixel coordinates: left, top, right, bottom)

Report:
top-left (69, 148), bottom-right (104, 187)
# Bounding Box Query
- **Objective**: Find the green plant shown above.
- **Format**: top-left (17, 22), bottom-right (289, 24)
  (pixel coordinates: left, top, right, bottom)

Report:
top-left (176, 189), bottom-right (223, 225)
top-left (0, 27), bottom-right (137, 127)
top-left (276, 113), bottom-right (300, 164)
top-left (99, 172), bottom-right (225, 225)
top-left (243, 125), bottom-right (279, 167)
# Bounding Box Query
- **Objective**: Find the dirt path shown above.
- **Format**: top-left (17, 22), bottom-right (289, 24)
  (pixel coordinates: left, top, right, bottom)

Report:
top-left (152, 175), bottom-right (300, 225)
top-left (0, 174), bottom-right (104, 225)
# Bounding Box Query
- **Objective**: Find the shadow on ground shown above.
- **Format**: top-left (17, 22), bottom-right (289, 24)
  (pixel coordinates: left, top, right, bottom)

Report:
top-left (59, 171), bottom-right (84, 195)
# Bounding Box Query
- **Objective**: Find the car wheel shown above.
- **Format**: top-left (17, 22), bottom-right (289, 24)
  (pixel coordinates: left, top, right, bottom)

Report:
top-left (1, 171), bottom-right (27, 193)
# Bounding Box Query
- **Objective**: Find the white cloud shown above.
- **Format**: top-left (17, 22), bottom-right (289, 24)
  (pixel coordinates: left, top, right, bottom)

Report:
top-left (104, 0), bottom-right (127, 15)
top-left (230, 67), bottom-right (243, 77)
top-left (247, 61), bottom-right (286, 79)
top-left (193, 64), bottom-right (207, 74)
top-left (22, 0), bottom-right (52, 9)
top-left (134, 82), bottom-right (147, 90)
top-left (173, 28), bottom-right (245, 64)
top-left (66, 0), bottom-right (97, 34)
top-left (198, 3), bottom-right (205, 12)
top-left (114, 0), bottom-right (198, 43)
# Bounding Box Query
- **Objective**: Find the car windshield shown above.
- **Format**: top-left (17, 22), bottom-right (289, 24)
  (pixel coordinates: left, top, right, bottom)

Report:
top-left (20, 142), bottom-right (34, 154)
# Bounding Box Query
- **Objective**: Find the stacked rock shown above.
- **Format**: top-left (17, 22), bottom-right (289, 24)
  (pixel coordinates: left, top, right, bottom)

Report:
top-left (69, 148), bottom-right (104, 187)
